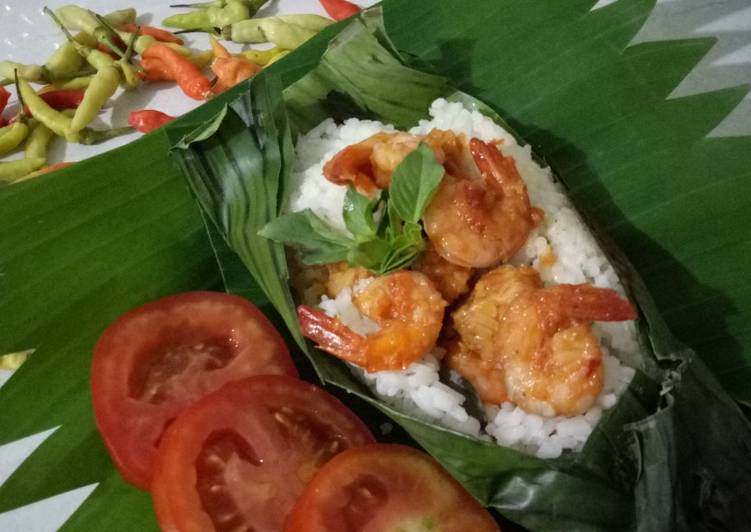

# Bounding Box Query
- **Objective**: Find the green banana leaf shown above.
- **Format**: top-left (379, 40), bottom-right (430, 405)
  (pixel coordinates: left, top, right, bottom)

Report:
top-left (166, 9), bottom-right (751, 531)
top-left (1, 1), bottom-right (750, 531)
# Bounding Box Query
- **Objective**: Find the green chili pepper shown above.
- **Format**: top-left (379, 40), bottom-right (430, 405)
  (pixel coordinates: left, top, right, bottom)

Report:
top-left (50, 76), bottom-right (93, 90)
top-left (0, 350), bottom-right (32, 370)
top-left (54, 5), bottom-right (105, 36)
top-left (163, 0), bottom-right (250, 30)
top-left (69, 65), bottom-right (120, 133)
top-left (0, 122), bottom-right (30, 156)
top-left (0, 61), bottom-right (48, 83)
top-left (238, 46), bottom-right (287, 65)
top-left (246, 14), bottom-right (333, 32)
top-left (171, 0), bottom-right (267, 8)
top-left (86, 47), bottom-right (118, 70)
top-left (56, 6), bottom-right (136, 30)
top-left (75, 125), bottom-right (134, 145)
top-left (45, 42), bottom-right (85, 78)
top-left (1, 59), bottom-right (94, 85)
top-left (103, 8), bottom-right (136, 27)
top-left (24, 121), bottom-right (55, 160)
top-left (113, 31), bottom-right (192, 57)
top-left (117, 30), bottom-right (140, 90)
top-left (119, 65), bottom-right (139, 90)
top-left (46, 8), bottom-right (120, 71)
top-left (224, 15), bottom-right (332, 47)
top-left (51, 6), bottom-right (122, 57)
top-left (17, 78), bottom-right (73, 137)
top-left (170, 0), bottom-right (225, 8)
top-left (0, 157), bottom-right (45, 183)
top-left (73, 31), bottom-right (97, 47)
top-left (266, 49), bottom-right (290, 66)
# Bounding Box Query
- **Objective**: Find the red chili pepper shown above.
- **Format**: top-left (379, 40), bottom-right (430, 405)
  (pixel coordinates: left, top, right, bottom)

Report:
top-left (19, 89), bottom-right (85, 118)
top-left (128, 109), bottom-right (175, 133)
top-left (143, 45), bottom-right (210, 100)
top-left (319, 0), bottom-right (360, 21)
top-left (120, 23), bottom-right (184, 45)
top-left (0, 116), bottom-right (7, 128)
top-left (96, 42), bottom-right (123, 57)
top-left (0, 86), bottom-right (10, 116)
top-left (40, 89), bottom-right (85, 110)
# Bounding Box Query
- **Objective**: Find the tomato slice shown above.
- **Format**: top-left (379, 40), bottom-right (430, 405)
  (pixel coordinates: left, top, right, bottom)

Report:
top-left (151, 375), bottom-right (375, 531)
top-left (285, 444), bottom-right (500, 532)
top-left (91, 291), bottom-right (297, 490)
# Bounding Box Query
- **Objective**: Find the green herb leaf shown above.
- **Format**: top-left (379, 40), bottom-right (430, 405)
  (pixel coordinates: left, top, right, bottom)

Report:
top-left (388, 143), bottom-right (444, 224)
top-left (346, 239), bottom-right (390, 270)
top-left (342, 186), bottom-right (377, 241)
top-left (258, 139), bottom-right (441, 275)
top-left (379, 220), bottom-right (425, 274)
top-left (260, 209), bottom-right (354, 265)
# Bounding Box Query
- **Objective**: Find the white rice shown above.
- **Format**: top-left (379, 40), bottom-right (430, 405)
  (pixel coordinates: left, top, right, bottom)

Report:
top-left (288, 98), bottom-right (641, 459)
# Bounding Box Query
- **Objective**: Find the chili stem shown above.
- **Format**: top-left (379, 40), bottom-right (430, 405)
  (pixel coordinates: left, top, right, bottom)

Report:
top-left (13, 70), bottom-right (29, 121)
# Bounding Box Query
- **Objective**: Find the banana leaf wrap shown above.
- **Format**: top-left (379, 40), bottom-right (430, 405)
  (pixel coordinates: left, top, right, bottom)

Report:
top-left (166, 10), bottom-right (751, 532)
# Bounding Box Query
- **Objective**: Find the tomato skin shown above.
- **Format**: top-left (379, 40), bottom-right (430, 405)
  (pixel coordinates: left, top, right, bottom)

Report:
top-left (91, 291), bottom-right (297, 490)
top-left (151, 375), bottom-right (374, 532)
top-left (285, 444), bottom-right (500, 532)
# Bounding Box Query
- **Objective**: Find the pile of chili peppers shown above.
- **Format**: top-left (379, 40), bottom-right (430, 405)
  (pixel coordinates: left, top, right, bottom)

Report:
top-left (1, 0), bottom-right (360, 184)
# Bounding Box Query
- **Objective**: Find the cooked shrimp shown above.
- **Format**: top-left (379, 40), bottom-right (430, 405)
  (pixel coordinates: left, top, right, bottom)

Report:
top-left (298, 271), bottom-right (447, 371)
top-left (323, 132), bottom-right (426, 195)
top-left (447, 265), bottom-right (636, 415)
top-left (499, 283), bottom-right (636, 417)
top-left (413, 246), bottom-right (473, 303)
top-left (452, 266), bottom-right (542, 357)
top-left (325, 262), bottom-right (371, 298)
top-left (423, 138), bottom-right (543, 268)
top-left (445, 341), bottom-right (508, 404)
top-left (322, 130), bottom-right (472, 195)
top-left (448, 266), bottom-right (542, 403)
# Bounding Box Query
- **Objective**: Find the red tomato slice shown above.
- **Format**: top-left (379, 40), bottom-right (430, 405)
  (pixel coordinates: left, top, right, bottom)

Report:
top-left (151, 375), bottom-right (375, 531)
top-left (285, 444), bottom-right (500, 532)
top-left (91, 291), bottom-right (297, 490)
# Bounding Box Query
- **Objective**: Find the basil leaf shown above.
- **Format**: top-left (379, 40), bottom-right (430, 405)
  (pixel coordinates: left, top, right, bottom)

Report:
top-left (388, 143), bottom-right (444, 224)
top-left (347, 238), bottom-right (391, 270)
top-left (343, 186), bottom-right (377, 241)
top-left (378, 221), bottom-right (426, 273)
top-left (259, 209), bottom-right (353, 264)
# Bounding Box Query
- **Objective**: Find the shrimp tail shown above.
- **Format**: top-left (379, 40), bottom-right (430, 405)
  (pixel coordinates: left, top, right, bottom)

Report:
top-left (297, 305), bottom-right (368, 366)
top-left (543, 285), bottom-right (637, 323)
top-left (469, 138), bottom-right (525, 195)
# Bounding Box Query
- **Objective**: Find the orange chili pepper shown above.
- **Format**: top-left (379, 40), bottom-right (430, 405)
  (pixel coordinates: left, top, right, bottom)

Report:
top-left (120, 23), bottom-right (184, 45)
top-left (143, 44), bottom-right (210, 100)
top-left (139, 57), bottom-right (173, 81)
top-left (210, 37), bottom-right (260, 95)
top-left (27, 162), bottom-right (73, 178)
top-left (210, 37), bottom-right (231, 60)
